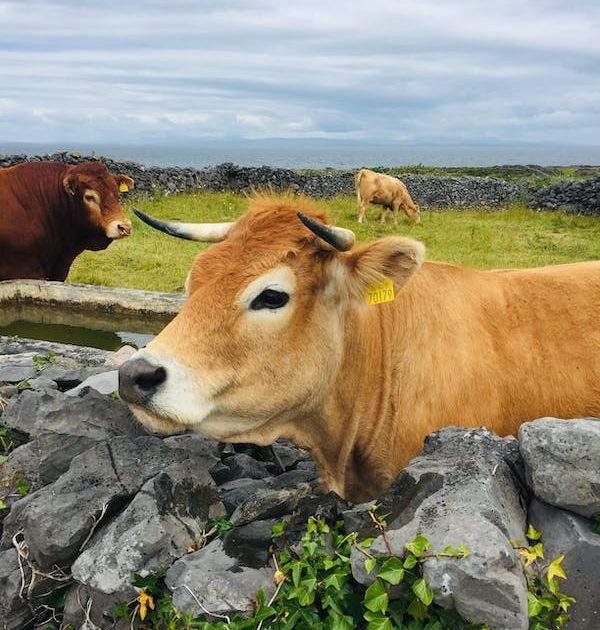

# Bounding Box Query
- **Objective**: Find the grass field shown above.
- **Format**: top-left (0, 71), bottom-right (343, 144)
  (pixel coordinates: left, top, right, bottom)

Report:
top-left (68, 192), bottom-right (600, 293)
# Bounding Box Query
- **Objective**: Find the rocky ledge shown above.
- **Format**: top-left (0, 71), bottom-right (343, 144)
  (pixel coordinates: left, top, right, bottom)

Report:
top-left (2, 152), bottom-right (600, 216)
top-left (0, 337), bottom-right (599, 629)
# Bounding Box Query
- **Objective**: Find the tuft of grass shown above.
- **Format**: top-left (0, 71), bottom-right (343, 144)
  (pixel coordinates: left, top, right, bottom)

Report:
top-left (68, 192), bottom-right (600, 292)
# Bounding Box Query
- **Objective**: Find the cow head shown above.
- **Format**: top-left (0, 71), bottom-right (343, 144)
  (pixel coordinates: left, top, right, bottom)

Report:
top-left (119, 196), bottom-right (424, 446)
top-left (62, 162), bottom-right (133, 243)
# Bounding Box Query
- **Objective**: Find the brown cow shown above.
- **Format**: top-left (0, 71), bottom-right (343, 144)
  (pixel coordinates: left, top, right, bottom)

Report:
top-left (356, 168), bottom-right (420, 224)
top-left (119, 196), bottom-right (600, 502)
top-left (0, 161), bottom-right (133, 281)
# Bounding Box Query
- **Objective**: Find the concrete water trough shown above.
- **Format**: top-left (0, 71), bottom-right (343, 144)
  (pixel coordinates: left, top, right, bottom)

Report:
top-left (0, 280), bottom-right (185, 350)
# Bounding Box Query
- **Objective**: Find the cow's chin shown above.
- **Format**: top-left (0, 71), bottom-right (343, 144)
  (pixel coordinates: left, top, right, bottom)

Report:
top-left (128, 403), bottom-right (271, 443)
top-left (128, 404), bottom-right (188, 435)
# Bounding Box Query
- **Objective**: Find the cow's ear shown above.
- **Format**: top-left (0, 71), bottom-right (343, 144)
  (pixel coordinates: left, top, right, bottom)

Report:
top-left (114, 175), bottom-right (134, 193)
top-left (62, 173), bottom-right (78, 196)
top-left (342, 236), bottom-right (425, 300)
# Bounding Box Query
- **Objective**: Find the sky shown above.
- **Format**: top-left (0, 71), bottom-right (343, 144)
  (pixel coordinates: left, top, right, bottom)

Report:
top-left (1, 0), bottom-right (600, 146)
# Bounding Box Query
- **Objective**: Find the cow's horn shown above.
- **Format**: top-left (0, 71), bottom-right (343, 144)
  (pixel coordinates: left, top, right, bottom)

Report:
top-left (296, 211), bottom-right (355, 251)
top-left (133, 208), bottom-right (233, 242)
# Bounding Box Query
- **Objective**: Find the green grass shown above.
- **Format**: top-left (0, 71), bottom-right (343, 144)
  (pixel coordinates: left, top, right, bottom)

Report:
top-left (68, 192), bottom-right (600, 292)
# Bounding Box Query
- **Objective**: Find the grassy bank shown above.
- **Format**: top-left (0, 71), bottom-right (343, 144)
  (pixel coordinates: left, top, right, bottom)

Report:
top-left (68, 192), bottom-right (600, 293)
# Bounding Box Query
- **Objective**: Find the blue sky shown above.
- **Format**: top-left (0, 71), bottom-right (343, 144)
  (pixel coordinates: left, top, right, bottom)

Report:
top-left (1, 0), bottom-right (599, 146)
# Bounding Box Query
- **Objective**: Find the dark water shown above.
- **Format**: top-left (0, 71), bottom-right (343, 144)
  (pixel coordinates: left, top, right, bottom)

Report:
top-left (0, 303), bottom-right (171, 351)
top-left (0, 320), bottom-right (154, 351)
top-left (2, 142), bottom-right (600, 169)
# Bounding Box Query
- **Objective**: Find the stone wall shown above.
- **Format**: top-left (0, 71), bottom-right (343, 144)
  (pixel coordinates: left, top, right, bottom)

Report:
top-left (2, 152), bottom-right (599, 215)
top-left (1, 338), bottom-right (599, 629)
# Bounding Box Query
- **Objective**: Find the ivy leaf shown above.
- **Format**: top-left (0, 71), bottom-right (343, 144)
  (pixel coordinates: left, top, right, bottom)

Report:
top-left (527, 592), bottom-right (542, 617)
top-left (0, 499), bottom-right (7, 510)
top-left (547, 555), bottom-right (567, 582)
top-left (526, 524), bottom-right (542, 541)
top-left (365, 557), bottom-right (377, 574)
top-left (377, 557), bottom-right (405, 585)
top-left (407, 597), bottom-right (429, 621)
top-left (364, 579), bottom-right (389, 613)
top-left (406, 534), bottom-right (431, 558)
top-left (365, 614), bottom-right (393, 630)
top-left (323, 572), bottom-right (346, 590)
top-left (403, 554), bottom-right (418, 569)
top-left (412, 578), bottom-right (434, 606)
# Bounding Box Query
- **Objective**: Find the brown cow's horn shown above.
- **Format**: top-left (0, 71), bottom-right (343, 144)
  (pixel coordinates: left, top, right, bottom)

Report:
top-left (296, 211), bottom-right (355, 251)
top-left (133, 208), bottom-right (233, 242)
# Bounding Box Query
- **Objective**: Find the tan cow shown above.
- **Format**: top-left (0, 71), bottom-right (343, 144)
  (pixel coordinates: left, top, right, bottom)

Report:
top-left (356, 168), bottom-right (420, 224)
top-left (119, 195), bottom-right (600, 502)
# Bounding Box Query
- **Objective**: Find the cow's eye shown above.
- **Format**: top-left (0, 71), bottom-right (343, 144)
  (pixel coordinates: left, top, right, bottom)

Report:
top-left (250, 289), bottom-right (290, 310)
top-left (84, 194), bottom-right (95, 203)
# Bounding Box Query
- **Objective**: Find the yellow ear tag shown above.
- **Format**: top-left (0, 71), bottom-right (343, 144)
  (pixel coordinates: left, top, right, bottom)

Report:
top-left (119, 182), bottom-right (129, 192)
top-left (365, 277), bottom-right (395, 305)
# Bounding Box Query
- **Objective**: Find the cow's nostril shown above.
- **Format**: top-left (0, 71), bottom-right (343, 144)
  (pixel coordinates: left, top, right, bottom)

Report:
top-left (118, 222), bottom-right (131, 236)
top-left (118, 358), bottom-right (166, 406)
top-left (137, 365), bottom-right (166, 390)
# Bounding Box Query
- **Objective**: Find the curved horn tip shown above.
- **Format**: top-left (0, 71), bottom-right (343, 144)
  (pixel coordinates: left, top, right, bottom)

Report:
top-left (296, 210), bottom-right (355, 252)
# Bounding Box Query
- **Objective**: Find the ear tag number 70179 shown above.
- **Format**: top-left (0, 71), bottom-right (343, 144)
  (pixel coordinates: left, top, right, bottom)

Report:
top-left (365, 277), bottom-right (395, 305)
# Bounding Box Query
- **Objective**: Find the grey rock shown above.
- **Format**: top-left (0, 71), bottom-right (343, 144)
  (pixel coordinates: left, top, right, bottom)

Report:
top-left (519, 418), bottom-right (600, 517)
top-left (63, 583), bottom-right (131, 630)
top-left (65, 370), bottom-right (119, 396)
top-left (0, 548), bottom-right (33, 630)
top-left (104, 345), bottom-right (137, 367)
top-left (213, 452), bottom-right (271, 484)
top-left (1, 436), bottom-right (194, 568)
top-left (222, 519), bottom-right (276, 569)
top-left (349, 427), bottom-right (528, 630)
top-left (0, 361), bottom-right (36, 383)
top-left (166, 537), bottom-right (275, 617)
top-left (528, 499), bottom-right (600, 630)
top-left (0, 388), bottom-right (65, 436)
top-left (230, 483), bottom-right (314, 526)
top-left (0, 547), bottom-right (59, 630)
top-left (27, 375), bottom-right (58, 391)
top-left (35, 388), bottom-right (146, 484)
top-left (72, 459), bottom-right (225, 595)
top-left (219, 478), bottom-right (267, 515)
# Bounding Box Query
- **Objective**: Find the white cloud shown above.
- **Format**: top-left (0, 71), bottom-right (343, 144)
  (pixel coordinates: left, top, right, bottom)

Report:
top-left (0, 0), bottom-right (599, 145)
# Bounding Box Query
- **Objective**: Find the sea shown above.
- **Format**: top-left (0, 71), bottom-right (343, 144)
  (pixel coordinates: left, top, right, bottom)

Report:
top-left (2, 142), bottom-right (600, 169)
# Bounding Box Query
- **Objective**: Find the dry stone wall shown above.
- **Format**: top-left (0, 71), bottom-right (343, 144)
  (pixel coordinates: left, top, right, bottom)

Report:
top-left (0, 337), bottom-right (599, 629)
top-left (2, 152), bottom-right (599, 215)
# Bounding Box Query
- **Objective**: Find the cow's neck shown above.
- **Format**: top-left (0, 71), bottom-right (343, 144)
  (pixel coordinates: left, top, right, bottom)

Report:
top-left (284, 298), bottom-right (414, 503)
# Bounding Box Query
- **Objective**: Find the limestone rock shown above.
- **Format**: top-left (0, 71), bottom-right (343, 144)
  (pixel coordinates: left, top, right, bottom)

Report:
top-left (519, 418), bottom-right (600, 517)
top-left (348, 427), bottom-right (529, 630)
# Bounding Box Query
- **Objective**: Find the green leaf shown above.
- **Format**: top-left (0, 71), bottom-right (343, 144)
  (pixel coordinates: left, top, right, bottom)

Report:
top-left (527, 592), bottom-right (543, 617)
top-left (323, 572), bottom-right (346, 590)
top-left (0, 499), bottom-right (7, 510)
top-left (377, 557), bottom-right (405, 585)
top-left (365, 614), bottom-right (394, 630)
top-left (365, 557), bottom-right (377, 574)
top-left (526, 524), bottom-right (542, 541)
top-left (406, 534), bottom-right (431, 558)
top-left (364, 579), bottom-right (389, 613)
top-left (0, 454), bottom-right (8, 464)
top-left (412, 578), bottom-right (433, 606)
top-left (292, 562), bottom-right (302, 587)
top-left (407, 597), bottom-right (429, 621)
top-left (404, 553), bottom-right (418, 569)
top-left (329, 613), bottom-right (355, 630)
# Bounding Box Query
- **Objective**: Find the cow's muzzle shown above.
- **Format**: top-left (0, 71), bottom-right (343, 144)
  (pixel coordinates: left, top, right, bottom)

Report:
top-left (119, 358), bottom-right (166, 406)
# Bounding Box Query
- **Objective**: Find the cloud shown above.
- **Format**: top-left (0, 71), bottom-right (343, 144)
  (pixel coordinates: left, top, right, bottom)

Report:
top-left (0, 0), bottom-right (599, 145)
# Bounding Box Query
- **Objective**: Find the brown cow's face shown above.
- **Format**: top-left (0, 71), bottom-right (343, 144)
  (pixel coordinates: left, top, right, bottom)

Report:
top-left (119, 201), bottom-right (424, 444)
top-left (62, 162), bottom-right (133, 240)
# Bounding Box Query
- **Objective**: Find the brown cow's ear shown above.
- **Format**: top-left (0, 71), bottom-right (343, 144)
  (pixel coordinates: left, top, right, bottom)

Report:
top-left (343, 236), bottom-right (425, 300)
top-left (114, 175), bottom-right (134, 192)
top-left (62, 173), bottom-right (78, 196)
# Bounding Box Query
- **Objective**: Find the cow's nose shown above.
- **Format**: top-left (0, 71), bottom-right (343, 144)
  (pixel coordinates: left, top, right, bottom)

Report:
top-left (119, 358), bottom-right (166, 405)
top-left (117, 220), bottom-right (132, 236)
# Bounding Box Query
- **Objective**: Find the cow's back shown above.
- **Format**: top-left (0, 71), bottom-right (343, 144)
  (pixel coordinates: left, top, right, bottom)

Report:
top-left (397, 260), bottom-right (600, 439)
